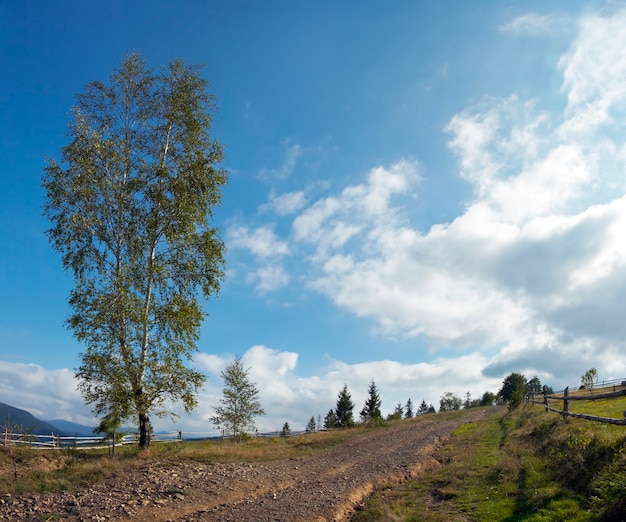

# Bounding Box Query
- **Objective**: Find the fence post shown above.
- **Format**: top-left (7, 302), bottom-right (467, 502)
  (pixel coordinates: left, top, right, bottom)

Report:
top-left (543, 385), bottom-right (549, 411)
top-left (563, 386), bottom-right (569, 419)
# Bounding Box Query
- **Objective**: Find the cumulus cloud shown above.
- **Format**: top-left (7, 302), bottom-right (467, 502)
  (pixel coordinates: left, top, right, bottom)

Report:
top-left (227, 225), bottom-right (291, 291)
top-left (192, 345), bottom-right (502, 433)
top-left (292, 159), bottom-right (420, 259)
top-left (0, 362), bottom-right (92, 425)
top-left (3, 346), bottom-right (487, 434)
top-left (274, 7), bottom-right (626, 384)
top-left (228, 225), bottom-right (290, 259)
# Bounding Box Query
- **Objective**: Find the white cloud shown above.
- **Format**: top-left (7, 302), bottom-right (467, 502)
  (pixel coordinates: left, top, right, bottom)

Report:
top-left (274, 7), bottom-right (626, 382)
top-left (558, 9), bottom-right (626, 133)
top-left (227, 225), bottom-right (291, 292)
top-left (228, 225), bottom-right (290, 259)
top-left (1, 327), bottom-right (619, 437)
top-left (0, 362), bottom-right (93, 425)
top-left (498, 13), bottom-right (556, 36)
top-left (191, 345), bottom-right (502, 433)
top-left (261, 190), bottom-right (307, 216)
top-left (247, 264), bottom-right (290, 292)
top-left (259, 139), bottom-right (303, 180)
top-left (292, 159), bottom-right (419, 260)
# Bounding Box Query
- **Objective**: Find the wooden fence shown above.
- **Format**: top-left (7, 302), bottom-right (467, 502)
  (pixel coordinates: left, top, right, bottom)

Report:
top-left (0, 432), bottom-right (183, 449)
top-left (1, 428), bottom-right (311, 450)
top-left (527, 377), bottom-right (626, 426)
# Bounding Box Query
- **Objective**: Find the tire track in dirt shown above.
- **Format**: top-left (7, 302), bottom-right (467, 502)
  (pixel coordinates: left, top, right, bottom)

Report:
top-left (175, 410), bottom-right (489, 521)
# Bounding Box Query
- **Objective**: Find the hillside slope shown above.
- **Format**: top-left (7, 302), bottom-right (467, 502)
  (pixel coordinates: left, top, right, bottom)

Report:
top-left (0, 402), bottom-right (65, 436)
top-left (45, 419), bottom-right (95, 437)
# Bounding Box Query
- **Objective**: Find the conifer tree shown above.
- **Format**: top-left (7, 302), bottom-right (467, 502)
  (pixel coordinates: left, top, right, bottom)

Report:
top-left (359, 380), bottom-right (382, 423)
top-left (323, 409), bottom-right (337, 429)
top-left (335, 384), bottom-right (355, 428)
top-left (211, 357), bottom-right (265, 441)
top-left (387, 402), bottom-right (404, 420)
top-left (417, 399), bottom-right (430, 416)
top-left (405, 398), bottom-right (414, 418)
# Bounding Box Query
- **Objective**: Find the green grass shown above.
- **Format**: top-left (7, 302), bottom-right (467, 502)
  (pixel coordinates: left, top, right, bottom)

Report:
top-left (352, 403), bottom-right (626, 521)
top-left (542, 384), bottom-right (626, 421)
top-left (353, 409), bottom-right (515, 521)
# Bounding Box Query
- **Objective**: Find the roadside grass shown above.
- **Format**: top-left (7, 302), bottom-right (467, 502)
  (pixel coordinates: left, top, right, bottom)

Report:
top-left (352, 400), bottom-right (626, 521)
top-left (147, 428), bottom-right (359, 464)
top-left (0, 424), bottom-right (374, 495)
top-left (352, 409), bottom-right (514, 521)
top-left (0, 446), bottom-right (120, 494)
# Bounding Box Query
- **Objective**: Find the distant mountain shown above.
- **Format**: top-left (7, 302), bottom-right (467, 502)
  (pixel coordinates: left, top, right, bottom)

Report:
top-left (46, 419), bottom-right (96, 437)
top-left (0, 402), bottom-right (65, 436)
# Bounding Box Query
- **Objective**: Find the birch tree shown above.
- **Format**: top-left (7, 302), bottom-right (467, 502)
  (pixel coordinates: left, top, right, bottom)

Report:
top-left (43, 53), bottom-right (226, 448)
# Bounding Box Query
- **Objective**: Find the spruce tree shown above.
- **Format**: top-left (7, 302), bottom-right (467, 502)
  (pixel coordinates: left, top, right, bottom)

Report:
top-left (405, 398), bottom-right (414, 418)
top-left (387, 402), bottom-right (404, 420)
top-left (335, 384), bottom-right (355, 428)
top-left (359, 380), bottom-right (382, 423)
top-left (417, 399), bottom-right (430, 416)
top-left (323, 409), bottom-right (337, 429)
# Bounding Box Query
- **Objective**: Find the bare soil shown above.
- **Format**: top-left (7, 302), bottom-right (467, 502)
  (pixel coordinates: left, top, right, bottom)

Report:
top-left (0, 409), bottom-right (491, 521)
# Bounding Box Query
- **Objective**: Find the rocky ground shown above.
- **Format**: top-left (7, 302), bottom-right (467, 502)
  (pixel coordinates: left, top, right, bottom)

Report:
top-left (0, 409), bottom-right (492, 521)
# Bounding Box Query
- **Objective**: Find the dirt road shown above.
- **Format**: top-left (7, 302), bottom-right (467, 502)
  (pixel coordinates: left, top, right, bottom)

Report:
top-left (1, 409), bottom-right (491, 521)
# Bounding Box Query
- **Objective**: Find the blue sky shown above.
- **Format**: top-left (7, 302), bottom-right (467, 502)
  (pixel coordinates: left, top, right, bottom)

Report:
top-left (2, 0), bottom-right (625, 432)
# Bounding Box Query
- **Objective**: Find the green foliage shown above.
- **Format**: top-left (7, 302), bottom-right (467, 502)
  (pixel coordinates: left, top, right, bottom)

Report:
top-left (93, 413), bottom-right (126, 458)
top-left (480, 391), bottom-right (497, 406)
top-left (281, 422), bottom-right (291, 437)
top-left (306, 416), bottom-right (317, 433)
top-left (359, 380), bottom-right (382, 424)
top-left (386, 402), bottom-right (404, 421)
top-left (499, 372), bottom-right (527, 409)
top-left (323, 409), bottom-right (337, 429)
top-left (417, 399), bottom-right (436, 415)
top-left (335, 384), bottom-right (355, 428)
top-left (526, 376), bottom-right (543, 394)
top-left (43, 53), bottom-right (226, 448)
top-left (439, 392), bottom-right (462, 412)
top-left (592, 458), bottom-right (626, 518)
top-left (462, 391), bottom-right (472, 409)
top-left (581, 367), bottom-right (598, 391)
top-left (211, 357), bottom-right (265, 442)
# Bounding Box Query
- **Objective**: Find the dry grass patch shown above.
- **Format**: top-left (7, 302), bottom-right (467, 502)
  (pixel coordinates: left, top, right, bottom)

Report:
top-left (0, 427), bottom-right (364, 495)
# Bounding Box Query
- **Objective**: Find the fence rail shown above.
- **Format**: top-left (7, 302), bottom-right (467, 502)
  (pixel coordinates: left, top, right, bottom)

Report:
top-left (1, 427), bottom-right (312, 450)
top-left (527, 378), bottom-right (626, 426)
